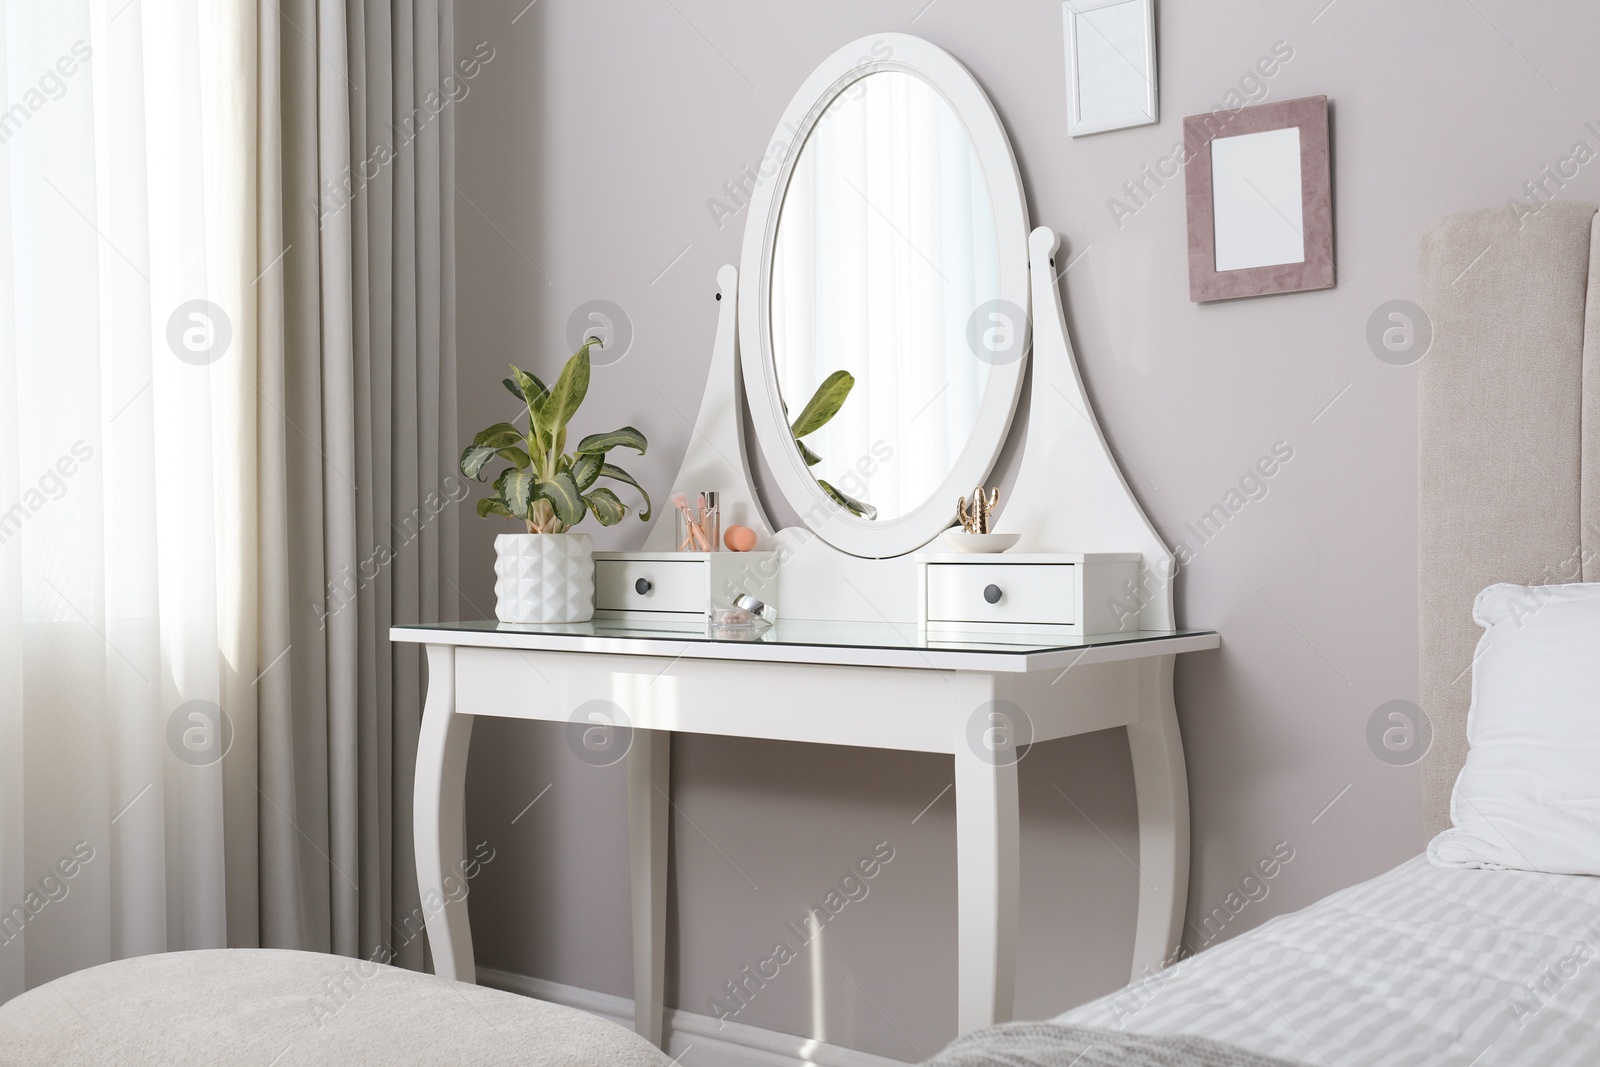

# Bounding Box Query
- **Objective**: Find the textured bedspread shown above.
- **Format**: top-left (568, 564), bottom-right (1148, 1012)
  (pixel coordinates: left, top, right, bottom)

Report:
top-left (922, 1023), bottom-right (1303, 1066)
top-left (1055, 855), bottom-right (1600, 1066)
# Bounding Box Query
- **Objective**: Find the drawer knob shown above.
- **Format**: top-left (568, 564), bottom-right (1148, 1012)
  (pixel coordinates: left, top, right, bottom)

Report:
top-left (983, 584), bottom-right (1002, 604)
top-left (635, 578), bottom-right (653, 596)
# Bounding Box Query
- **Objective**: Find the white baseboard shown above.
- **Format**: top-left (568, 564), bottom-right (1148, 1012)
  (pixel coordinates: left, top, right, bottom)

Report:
top-left (476, 967), bottom-right (913, 1067)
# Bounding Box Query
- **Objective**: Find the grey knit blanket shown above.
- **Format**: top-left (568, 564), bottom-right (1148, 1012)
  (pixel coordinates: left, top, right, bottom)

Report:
top-left (922, 1023), bottom-right (1306, 1067)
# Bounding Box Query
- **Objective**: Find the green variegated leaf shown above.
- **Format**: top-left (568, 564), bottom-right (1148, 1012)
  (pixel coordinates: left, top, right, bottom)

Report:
top-left (572, 452), bottom-right (603, 491)
top-left (509, 366), bottom-right (547, 405)
top-left (790, 370), bottom-right (855, 438)
top-left (474, 422), bottom-right (523, 449)
top-left (477, 497), bottom-right (514, 519)
top-left (598, 463), bottom-right (651, 522)
top-left (497, 446), bottom-right (531, 470)
top-left (574, 425), bottom-right (647, 456)
top-left (511, 366), bottom-right (551, 462)
top-left (534, 471), bottom-right (585, 527)
top-left (818, 478), bottom-right (878, 520)
top-left (583, 487), bottom-right (627, 526)
top-left (503, 370), bottom-right (548, 404)
top-left (538, 343), bottom-right (594, 443)
top-left (462, 419), bottom-right (526, 479)
top-left (796, 439), bottom-right (822, 467)
top-left (495, 467), bottom-right (536, 518)
top-left (460, 442), bottom-right (499, 480)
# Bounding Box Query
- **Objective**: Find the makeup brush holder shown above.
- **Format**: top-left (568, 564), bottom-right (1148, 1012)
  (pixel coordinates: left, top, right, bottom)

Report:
top-left (677, 501), bottom-right (720, 552)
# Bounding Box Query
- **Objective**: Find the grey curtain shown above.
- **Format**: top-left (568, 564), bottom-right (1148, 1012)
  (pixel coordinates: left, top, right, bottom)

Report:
top-left (254, 0), bottom-right (458, 967)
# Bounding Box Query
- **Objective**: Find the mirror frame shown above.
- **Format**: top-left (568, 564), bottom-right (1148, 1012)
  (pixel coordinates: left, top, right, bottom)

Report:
top-left (739, 33), bottom-right (1033, 559)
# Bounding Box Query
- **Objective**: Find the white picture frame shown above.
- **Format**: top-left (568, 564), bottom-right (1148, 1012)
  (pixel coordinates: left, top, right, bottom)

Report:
top-left (1063, 0), bottom-right (1158, 137)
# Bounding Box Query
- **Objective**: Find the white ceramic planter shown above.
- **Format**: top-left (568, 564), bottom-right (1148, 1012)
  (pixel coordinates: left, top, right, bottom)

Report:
top-left (493, 532), bottom-right (596, 624)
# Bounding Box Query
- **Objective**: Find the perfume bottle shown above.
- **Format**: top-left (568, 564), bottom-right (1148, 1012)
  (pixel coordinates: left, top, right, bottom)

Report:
top-left (700, 491), bottom-right (720, 551)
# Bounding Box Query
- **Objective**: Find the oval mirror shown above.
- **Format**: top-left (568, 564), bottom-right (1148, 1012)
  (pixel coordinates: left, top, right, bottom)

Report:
top-left (740, 35), bottom-right (1032, 559)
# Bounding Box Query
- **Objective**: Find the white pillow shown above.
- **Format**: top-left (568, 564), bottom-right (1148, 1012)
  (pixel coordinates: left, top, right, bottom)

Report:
top-left (1428, 581), bottom-right (1600, 876)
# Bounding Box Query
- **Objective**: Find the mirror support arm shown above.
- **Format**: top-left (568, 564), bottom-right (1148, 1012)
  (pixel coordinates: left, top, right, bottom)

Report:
top-left (642, 265), bottom-right (775, 552)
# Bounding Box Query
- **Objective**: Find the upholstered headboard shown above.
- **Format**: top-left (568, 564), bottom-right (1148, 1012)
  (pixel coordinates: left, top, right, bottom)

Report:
top-left (1418, 200), bottom-right (1600, 838)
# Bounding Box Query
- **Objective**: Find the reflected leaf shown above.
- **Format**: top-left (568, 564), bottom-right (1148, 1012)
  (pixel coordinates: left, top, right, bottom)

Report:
top-left (790, 370), bottom-right (855, 439)
top-left (818, 478), bottom-right (877, 520)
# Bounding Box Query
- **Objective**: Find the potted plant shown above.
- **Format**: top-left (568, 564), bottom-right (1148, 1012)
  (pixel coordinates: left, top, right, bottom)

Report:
top-left (461, 339), bottom-right (651, 623)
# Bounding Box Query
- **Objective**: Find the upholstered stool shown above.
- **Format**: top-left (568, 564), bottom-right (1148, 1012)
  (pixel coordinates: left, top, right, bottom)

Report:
top-left (0, 949), bottom-right (672, 1066)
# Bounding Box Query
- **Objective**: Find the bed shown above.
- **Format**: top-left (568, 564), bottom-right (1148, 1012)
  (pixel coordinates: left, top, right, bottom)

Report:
top-left (926, 201), bottom-right (1600, 1066)
top-left (1053, 857), bottom-right (1600, 1065)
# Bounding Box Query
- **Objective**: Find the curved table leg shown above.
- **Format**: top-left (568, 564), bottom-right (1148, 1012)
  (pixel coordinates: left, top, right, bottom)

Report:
top-left (628, 729), bottom-right (670, 1048)
top-left (414, 643), bottom-right (477, 982)
top-left (1125, 654), bottom-right (1190, 982)
top-left (954, 690), bottom-right (1020, 1035)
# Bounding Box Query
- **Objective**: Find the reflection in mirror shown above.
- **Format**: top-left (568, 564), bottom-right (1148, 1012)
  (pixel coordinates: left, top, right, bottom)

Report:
top-left (1210, 127), bottom-right (1305, 272)
top-left (771, 70), bottom-right (1001, 523)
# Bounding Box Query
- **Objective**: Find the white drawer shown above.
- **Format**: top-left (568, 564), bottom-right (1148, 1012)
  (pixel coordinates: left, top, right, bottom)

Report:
top-left (596, 558), bottom-right (707, 615)
top-left (925, 563), bottom-right (1077, 625)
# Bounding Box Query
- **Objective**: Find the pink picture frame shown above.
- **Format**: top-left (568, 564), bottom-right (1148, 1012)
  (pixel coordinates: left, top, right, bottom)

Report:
top-left (1184, 95), bottom-right (1334, 302)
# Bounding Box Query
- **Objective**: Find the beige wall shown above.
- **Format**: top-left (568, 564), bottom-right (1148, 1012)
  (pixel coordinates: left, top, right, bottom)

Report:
top-left (451, 0), bottom-right (1600, 1058)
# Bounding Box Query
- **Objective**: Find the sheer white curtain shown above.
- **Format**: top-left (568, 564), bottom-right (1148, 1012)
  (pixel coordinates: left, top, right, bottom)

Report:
top-left (1, 0), bottom-right (460, 1000)
top-left (0, 0), bottom-right (260, 998)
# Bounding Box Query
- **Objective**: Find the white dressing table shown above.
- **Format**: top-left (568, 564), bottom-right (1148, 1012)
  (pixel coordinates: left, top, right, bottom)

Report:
top-left (414, 31), bottom-right (1218, 1053)
top-left (399, 619), bottom-right (1217, 1045)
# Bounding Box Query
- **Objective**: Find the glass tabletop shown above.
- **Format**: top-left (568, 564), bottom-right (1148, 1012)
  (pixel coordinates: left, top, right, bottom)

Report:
top-left (392, 618), bottom-right (1216, 656)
